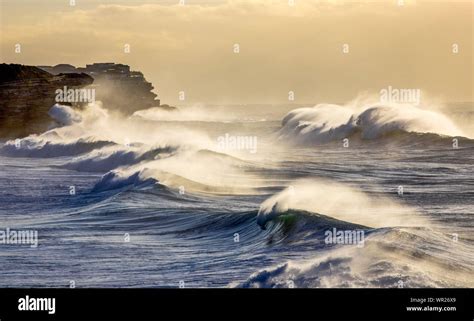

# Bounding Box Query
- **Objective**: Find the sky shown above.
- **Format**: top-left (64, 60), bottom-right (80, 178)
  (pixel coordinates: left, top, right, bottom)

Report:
top-left (1, 0), bottom-right (472, 105)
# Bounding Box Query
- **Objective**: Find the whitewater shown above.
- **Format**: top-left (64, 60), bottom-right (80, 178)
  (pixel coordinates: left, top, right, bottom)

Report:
top-left (0, 100), bottom-right (473, 288)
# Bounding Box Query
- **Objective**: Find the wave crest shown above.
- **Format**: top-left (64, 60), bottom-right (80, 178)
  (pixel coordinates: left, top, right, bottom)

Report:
top-left (236, 227), bottom-right (474, 288)
top-left (257, 179), bottom-right (427, 229)
top-left (279, 103), bottom-right (468, 144)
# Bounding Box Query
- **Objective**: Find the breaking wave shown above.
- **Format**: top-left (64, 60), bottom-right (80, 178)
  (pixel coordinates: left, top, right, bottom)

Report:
top-left (235, 226), bottom-right (474, 288)
top-left (279, 102), bottom-right (470, 145)
top-left (0, 136), bottom-right (114, 158)
top-left (1, 99), bottom-right (473, 288)
top-left (0, 103), bottom-right (261, 195)
top-left (257, 179), bottom-right (428, 229)
top-left (239, 177), bottom-right (474, 288)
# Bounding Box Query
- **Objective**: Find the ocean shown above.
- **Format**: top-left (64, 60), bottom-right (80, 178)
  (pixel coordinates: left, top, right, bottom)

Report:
top-left (0, 101), bottom-right (473, 288)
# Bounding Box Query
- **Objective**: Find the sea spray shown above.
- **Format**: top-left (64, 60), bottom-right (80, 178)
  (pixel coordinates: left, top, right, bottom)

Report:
top-left (278, 102), bottom-right (467, 144)
top-left (257, 179), bottom-right (428, 228)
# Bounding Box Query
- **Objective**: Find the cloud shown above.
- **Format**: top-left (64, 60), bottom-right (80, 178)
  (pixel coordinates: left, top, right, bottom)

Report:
top-left (1, 0), bottom-right (472, 104)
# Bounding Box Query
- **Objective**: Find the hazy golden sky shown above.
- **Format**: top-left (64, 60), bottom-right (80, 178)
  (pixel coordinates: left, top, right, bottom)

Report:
top-left (1, 0), bottom-right (472, 105)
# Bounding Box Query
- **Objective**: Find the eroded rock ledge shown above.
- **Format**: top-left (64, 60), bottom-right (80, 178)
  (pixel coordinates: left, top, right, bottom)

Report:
top-left (0, 64), bottom-right (93, 138)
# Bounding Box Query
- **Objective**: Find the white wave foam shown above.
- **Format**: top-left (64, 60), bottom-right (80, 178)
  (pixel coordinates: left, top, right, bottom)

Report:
top-left (48, 104), bottom-right (83, 125)
top-left (2, 103), bottom-right (265, 193)
top-left (236, 228), bottom-right (474, 288)
top-left (279, 102), bottom-right (467, 144)
top-left (2, 103), bottom-right (212, 156)
top-left (0, 135), bottom-right (112, 158)
top-left (257, 179), bottom-right (427, 228)
top-left (133, 105), bottom-right (237, 122)
top-left (92, 148), bottom-right (260, 194)
top-left (61, 145), bottom-right (174, 172)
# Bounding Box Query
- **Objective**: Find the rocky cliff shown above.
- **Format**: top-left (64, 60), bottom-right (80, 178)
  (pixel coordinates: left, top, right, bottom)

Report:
top-left (0, 64), bottom-right (93, 139)
top-left (38, 63), bottom-right (161, 114)
top-left (0, 63), bottom-right (170, 139)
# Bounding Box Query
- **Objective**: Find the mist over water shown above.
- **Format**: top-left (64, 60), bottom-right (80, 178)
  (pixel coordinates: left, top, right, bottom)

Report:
top-left (1, 98), bottom-right (473, 288)
top-left (257, 179), bottom-right (428, 229)
top-left (278, 100), bottom-right (469, 144)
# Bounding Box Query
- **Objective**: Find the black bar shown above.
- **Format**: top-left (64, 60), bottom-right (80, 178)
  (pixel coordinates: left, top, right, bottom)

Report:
top-left (0, 288), bottom-right (472, 321)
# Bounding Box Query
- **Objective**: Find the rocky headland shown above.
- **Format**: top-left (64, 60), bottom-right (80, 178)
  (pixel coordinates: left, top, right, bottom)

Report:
top-left (38, 63), bottom-right (162, 114)
top-left (0, 63), bottom-right (173, 139)
top-left (0, 64), bottom-right (93, 138)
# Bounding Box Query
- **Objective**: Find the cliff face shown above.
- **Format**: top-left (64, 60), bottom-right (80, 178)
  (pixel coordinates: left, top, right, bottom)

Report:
top-left (39, 63), bottom-right (160, 114)
top-left (0, 64), bottom-right (93, 139)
